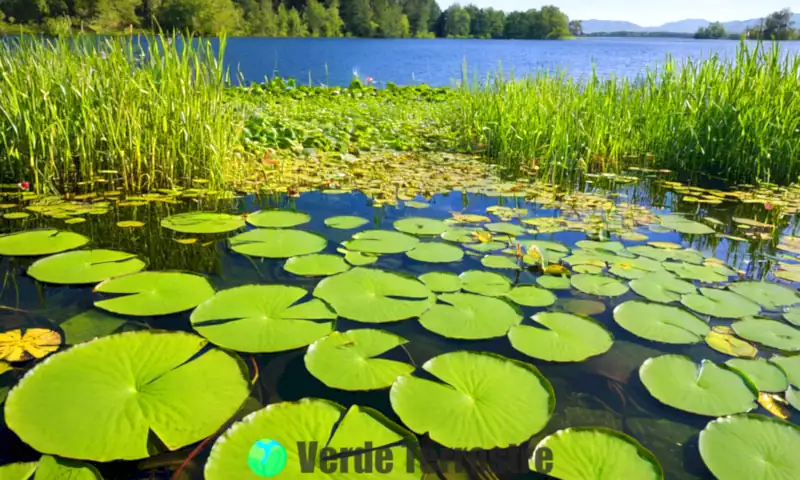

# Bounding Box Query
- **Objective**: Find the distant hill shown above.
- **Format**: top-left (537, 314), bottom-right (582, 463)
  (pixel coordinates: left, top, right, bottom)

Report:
top-left (581, 14), bottom-right (800, 34)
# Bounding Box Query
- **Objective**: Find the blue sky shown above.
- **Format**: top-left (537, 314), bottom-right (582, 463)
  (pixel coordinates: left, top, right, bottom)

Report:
top-left (437, 1), bottom-right (798, 26)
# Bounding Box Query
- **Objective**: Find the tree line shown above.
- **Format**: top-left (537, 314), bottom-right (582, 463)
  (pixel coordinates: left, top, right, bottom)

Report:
top-left (695, 8), bottom-right (797, 40)
top-left (0, 1), bottom-right (577, 39)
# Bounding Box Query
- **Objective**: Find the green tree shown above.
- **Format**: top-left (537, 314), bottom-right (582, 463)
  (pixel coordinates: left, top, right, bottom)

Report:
top-left (157, 0), bottom-right (243, 34)
top-left (763, 8), bottom-right (796, 40)
top-left (568, 19), bottom-right (582, 36)
top-left (237, 0), bottom-right (278, 36)
top-left (92, 0), bottom-right (140, 30)
top-left (695, 21), bottom-right (725, 39)
top-left (443, 4), bottom-right (469, 37)
top-left (341, 0), bottom-right (373, 36)
top-left (304, 0), bottom-right (327, 36)
top-left (402, 0), bottom-right (430, 37)
top-left (373, 0), bottom-right (408, 38)
top-left (285, 5), bottom-right (306, 36)
top-left (323, 0), bottom-right (344, 37)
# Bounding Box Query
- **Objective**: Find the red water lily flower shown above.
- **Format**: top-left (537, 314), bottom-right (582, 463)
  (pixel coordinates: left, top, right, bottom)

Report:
top-left (765, 202), bottom-right (774, 211)
top-left (17, 181), bottom-right (29, 191)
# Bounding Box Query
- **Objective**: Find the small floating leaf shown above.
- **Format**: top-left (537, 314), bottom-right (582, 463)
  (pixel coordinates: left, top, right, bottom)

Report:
top-left (94, 271), bottom-right (215, 316)
top-left (459, 270), bottom-right (512, 297)
top-left (394, 217), bottom-right (447, 236)
top-left (681, 288), bottom-right (761, 319)
top-left (0, 328), bottom-right (61, 362)
top-left (504, 285), bottom-right (556, 307)
top-left (418, 272), bottom-right (461, 293)
top-left (161, 212), bottom-right (245, 234)
top-left (406, 242), bottom-right (464, 263)
top-left (116, 221), bottom-right (143, 228)
top-left (571, 274), bottom-right (629, 297)
top-left (229, 229), bottom-right (327, 258)
top-left (772, 355), bottom-right (800, 387)
top-left (343, 230), bottom-right (419, 254)
top-left (509, 312), bottom-right (613, 362)
top-left (481, 255), bottom-right (520, 270)
top-left (246, 210), bottom-right (310, 228)
top-left (419, 293), bottom-right (522, 339)
top-left (27, 249), bottom-right (145, 285)
top-left (324, 215), bottom-right (368, 229)
top-left (629, 272), bottom-right (696, 303)
top-left (284, 254), bottom-right (350, 277)
top-left (732, 318), bottom-right (800, 351)
top-left (706, 327), bottom-right (758, 358)
top-left (727, 282), bottom-right (800, 311)
top-left (659, 215), bottom-right (714, 234)
top-left (725, 358), bottom-right (789, 393)
top-left (537, 275), bottom-right (571, 290)
top-left (613, 301), bottom-right (709, 344)
top-left (0, 230), bottom-right (89, 257)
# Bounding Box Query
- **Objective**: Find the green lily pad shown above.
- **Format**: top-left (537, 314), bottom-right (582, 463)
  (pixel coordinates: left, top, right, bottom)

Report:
top-left (229, 229), bottom-right (327, 258)
top-left (728, 282), bottom-right (800, 311)
top-left (284, 254), bottom-right (350, 277)
top-left (304, 329), bottom-right (414, 391)
top-left (680, 288), bottom-right (762, 318)
top-left (161, 212), bottom-right (245, 234)
top-left (440, 227), bottom-right (481, 243)
top-left (246, 210), bottom-right (310, 228)
top-left (419, 293), bottom-right (522, 339)
top-left (0, 230), bottom-right (89, 257)
top-left (343, 230), bottom-right (420, 254)
top-left (191, 285), bottom-right (335, 353)
top-left (0, 462), bottom-right (37, 480)
top-left (481, 255), bottom-right (520, 270)
top-left (771, 355), bottom-right (800, 387)
top-left (518, 240), bottom-right (570, 263)
top-left (394, 217), bottom-right (447, 236)
top-left (663, 262), bottom-right (729, 283)
top-left (466, 241), bottom-right (507, 253)
top-left (532, 427), bottom-right (662, 479)
top-left (575, 240), bottom-right (628, 254)
top-left (4, 212), bottom-right (30, 220)
top-left (406, 242), bottom-right (464, 263)
top-left (94, 271), bottom-right (214, 316)
top-left (629, 272), bottom-right (696, 303)
top-left (58, 310), bottom-right (128, 345)
top-left (725, 358), bottom-right (789, 393)
top-left (418, 272), bottom-right (461, 293)
top-left (324, 215), bottom-right (368, 229)
top-left (613, 301), bottom-right (709, 344)
top-left (5, 331), bottom-right (249, 461)
top-left (609, 257), bottom-right (665, 280)
top-left (659, 215), bottom-right (714, 235)
top-left (34, 455), bottom-right (103, 480)
top-left (485, 222), bottom-right (527, 236)
top-left (554, 298), bottom-right (606, 315)
top-left (459, 270), bottom-right (512, 297)
top-left (509, 312), bottom-right (613, 362)
top-left (504, 285), bottom-right (557, 307)
top-left (627, 245), bottom-right (673, 262)
top-left (706, 328), bottom-right (758, 358)
top-left (784, 306), bottom-right (800, 327)
top-left (537, 275), bottom-right (571, 290)
top-left (27, 250), bottom-right (146, 285)
top-left (205, 399), bottom-right (421, 479)
top-left (390, 351), bottom-right (554, 449)
top-left (571, 274), bottom-right (629, 297)
top-left (788, 386), bottom-right (800, 411)
top-left (639, 354), bottom-right (757, 416)
top-left (731, 318), bottom-right (800, 351)
top-left (699, 414), bottom-right (800, 480)
top-left (314, 268), bottom-right (434, 323)
top-left (342, 250), bottom-right (378, 266)
top-left (574, 265), bottom-right (603, 274)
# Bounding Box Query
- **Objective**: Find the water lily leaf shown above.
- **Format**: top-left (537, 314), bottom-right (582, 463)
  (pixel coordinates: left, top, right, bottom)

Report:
top-left (230, 229), bottom-right (327, 258)
top-left (554, 298), bottom-right (606, 315)
top-left (440, 227), bottom-right (481, 243)
top-left (390, 351), bottom-right (554, 449)
top-left (659, 215), bottom-right (714, 234)
top-left (480, 255), bottom-right (520, 270)
top-left (509, 312), bottom-right (613, 362)
top-left (459, 270), bottom-right (512, 296)
top-left (466, 240), bottom-right (506, 252)
top-left (405, 201), bottom-right (429, 209)
top-left (629, 272), bottom-right (696, 303)
top-left (5, 331), bottom-right (250, 461)
top-left (0, 328), bottom-right (61, 362)
top-left (681, 288), bottom-right (761, 318)
top-left (116, 221), bottom-right (143, 228)
top-left (394, 217), bottom-right (447, 236)
top-left (0, 230), bottom-right (89, 256)
top-left (788, 386), bottom-right (800, 411)
top-left (517, 240), bottom-right (569, 262)
top-left (571, 274), bottom-right (629, 297)
top-left (706, 327), bottom-right (758, 358)
top-left (341, 250), bottom-right (378, 266)
top-left (663, 261), bottom-right (729, 283)
top-left (246, 210), bottom-right (310, 228)
top-left (613, 301), bottom-right (709, 344)
top-left (575, 240), bottom-right (628, 254)
top-left (628, 246), bottom-right (673, 262)
top-left (343, 230), bottom-right (419, 254)
top-left (725, 358), bottom-right (789, 393)
top-left (58, 310), bottom-right (128, 345)
top-left (304, 329), bottom-right (414, 391)
top-left (161, 212), bottom-right (245, 234)
top-left (27, 250), bottom-right (146, 285)
top-left (4, 212), bottom-right (30, 220)
top-left (485, 222), bottom-right (526, 236)
top-left (419, 293), bottom-right (522, 339)
top-left (732, 217), bottom-right (773, 228)
top-left (284, 254), bottom-right (350, 276)
top-left (609, 257), bottom-right (664, 280)
top-left (532, 427), bottom-right (662, 479)
top-left (94, 271), bottom-right (215, 316)
top-left (418, 272), bottom-right (461, 293)
top-left (772, 355), bottom-right (800, 387)
top-left (574, 265), bottom-right (603, 274)
top-left (0, 462), bottom-right (37, 480)
top-left (731, 318), bottom-right (800, 351)
top-left (504, 285), bottom-right (556, 307)
top-left (639, 354), bottom-right (757, 416)
top-left (648, 241), bottom-right (681, 250)
top-left (406, 242), bottom-right (463, 263)
top-left (544, 264), bottom-right (570, 276)
top-left (784, 306), bottom-right (800, 327)
top-left (314, 268), bottom-right (434, 323)
top-left (324, 215), bottom-right (368, 229)
top-left (34, 455), bottom-right (103, 480)
top-left (191, 285), bottom-right (334, 353)
top-left (728, 282), bottom-right (800, 311)
top-left (699, 414), bottom-right (800, 480)
top-left (205, 399), bottom-right (421, 480)
top-left (537, 275), bottom-right (572, 290)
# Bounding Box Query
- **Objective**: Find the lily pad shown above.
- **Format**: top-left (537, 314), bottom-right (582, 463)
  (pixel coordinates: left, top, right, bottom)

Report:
top-left (639, 354), bottom-right (757, 416)
top-left (772, 355), bottom-right (800, 387)
top-left (304, 329), bottom-right (414, 391)
top-left (406, 242), bottom-right (464, 263)
top-left (161, 212), bottom-right (245, 234)
top-left (699, 414), bottom-right (800, 480)
top-left (465, 241), bottom-right (507, 253)
top-left (246, 210), bottom-right (310, 228)
top-left (728, 282), bottom-right (800, 311)
top-left (732, 318), bottom-right (800, 351)
top-left (440, 227), bottom-right (481, 243)
top-left (229, 229), bottom-right (327, 258)
top-left (680, 288), bottom-right (761, 318)
top-left (485, 222), bottom-right (527, 236)
top-left (343, 230), bottom-right (419, 254)
top-left (284, 254), bottom-right (350, 276)
top-left (314, 268), bottom-right (434, 323)
top-left (555, 298), bottom-right (606, 315)
top-left (94, 271), bottom-right (215, 316)
top-left (480, 255), bottom-right (520, 270)
top-left (504, 285), bottom-right (557, 307)
top-left (34, 455), bottom-right (103, 480)
top-left (418, 272), bottom-right (461, 293)
top-left (58, 310), bottom-right (128, 345)
top-left (663, 262), bottom-right (730, 283)
top-left (613, 301), bottom-right (709, 344)
top-left (0, 230), bottom-right (89, 256)
top-left (659, 215), bottom-right (714, 235)
top-left (706, 327), bottom-right (758, 358)
top-left (394, 217), bottom-right (447, 236)
top-left (27, 250), bottom-right (146, 285)
top-left (629, 272), bottom-right (696, 303)
top-left (191, 285), bottom-right (335, 353)
top-left (419, 293), bottom-right (522, 339)
top-left (532, 427), bottom-right (662, 479)
top-left (459, 270), bottom-right (512, 297)
top-left (509, 312), bottom-right (613, 362)
top-left (0, 329), bottom-right (61, 362)
top-left (0, 462), bottom-right (37, 480)
top-left (5, 331), bottom-right (250, 461)
top-left (324, 215), bottom-right (368, 229)
top-left (342, 250), bottom-right (378, 266)
top-left (390, 351), bottom-right (554, 449)
top-left (784, 306), bottom-right (800, 327)
top-left (571, 274), bottom-right (630, 297)
top-left (537, 276), bottom-right (572, 290)
top-left (517, 240), bottom-right (570, 263)
top-left (725, 358), bottom-right (789, 393)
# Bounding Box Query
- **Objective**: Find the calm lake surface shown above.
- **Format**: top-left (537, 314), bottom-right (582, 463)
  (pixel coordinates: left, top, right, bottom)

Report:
top-left (221, 37), bottom-right (800, 86)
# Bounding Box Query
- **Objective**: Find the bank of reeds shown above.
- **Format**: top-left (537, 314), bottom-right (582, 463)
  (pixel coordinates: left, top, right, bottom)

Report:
top-left (456, 41), bottom-right (800, 185)
top-left (0, 33), bottom-right (243, 193)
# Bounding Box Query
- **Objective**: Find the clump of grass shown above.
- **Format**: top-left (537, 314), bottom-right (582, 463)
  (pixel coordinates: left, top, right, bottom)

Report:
top-left (0, 33), bottom-right (244, 193)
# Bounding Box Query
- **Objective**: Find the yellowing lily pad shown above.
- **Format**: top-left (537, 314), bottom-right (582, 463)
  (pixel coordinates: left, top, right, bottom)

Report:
top-left (0, 328), bottom-right (62, 362)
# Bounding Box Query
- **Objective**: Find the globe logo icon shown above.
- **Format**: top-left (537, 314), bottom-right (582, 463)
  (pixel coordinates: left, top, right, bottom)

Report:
top-left (247, 439), bottom-right (287, 477)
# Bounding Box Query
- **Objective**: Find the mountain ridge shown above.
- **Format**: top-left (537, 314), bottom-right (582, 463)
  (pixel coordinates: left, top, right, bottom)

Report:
top-left (581, 14), bottom-right (800, 34)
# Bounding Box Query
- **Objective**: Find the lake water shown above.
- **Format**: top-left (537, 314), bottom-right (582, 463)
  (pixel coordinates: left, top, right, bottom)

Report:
top-left (222, 37), bottom-right (800, 87)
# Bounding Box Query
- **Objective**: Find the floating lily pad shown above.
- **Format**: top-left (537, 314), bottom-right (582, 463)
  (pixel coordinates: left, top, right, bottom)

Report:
top-left (34, 455), bottom-right (103, 480)
top-left (699, 414), bottom-right (800, 480)
top-left (191, 285), bottom-right (335, 352)
top-left (630, 272), bottom-right (696, 303)
top-left (0, 230), bottom-right (89, 257)
top-left (574, 265), bottom-right (603, 274)
top-left (5, 331), bottom-right (250, 461)
top-left (304, 329), bottom-right (414, 391)
top-left (459, 270), bottom-right (512, 296)
top-left (394, 217), bottom-right (447, 236)
top-left (732, 318), bottom-right (800, 351)
top-left (639, 355), bottom-right (757, 416)
top-left (419, 293), bottom-right (522, 339)
top-left (481, 255), bottom-right (520, 270)
top-left (0, 328), bottom-right (61, 363)
top-left (706, 327), bottom-right (758, 358)
top-left (0, 462), bottom-right (37, 480)
top-left (571, 274), bottom-right (629, 297)
top-left (94, 271), bottom-right (215, 316)
top-left (390, 351), bottom-right (554, 449)
top-left (3, 212), bottom-right (29, 220)
top-left (314, 268), bottom-right (434, 323)
top-left (771, 355), bottom-right (800, 387)
top-left (466, 241), bottom-right (507, 253)
top-left (784, 306), bottom-right (800, 327)
top-left (406, 242), bottom-right (464, 263)
top-left (537, 276), bottom-right (572, 290)
top-left (343, 230), bottom-right (419, 254)
top-left (161, 212), bottom-right (245, 234)
top-left (659, 215), bottom-right (714, 235)
top-left (284, 254), bottom-right (350, 277)
top-left (555, 298), bottom-right (606, 315)
top-left (324, 215), bottom-right (368, 229)
top-left (609, 257), bottom-right (664, 280)
top-left (341, 250), bottom-right (378, 266)
top-left (246, 210), bottom-right (310, 228)
top-left (27, 250), bottom-right (146, 285)
top-left (440, 227), bottom-right (481, 243)
top-left (58, 310), bottom-right (128, 345)
top-left (418, 272), bottom-right (461, 293)
top-left (532, 427), bottom-right (663, 479)
top-left (663, 262), bottom-right (729, 283)
top-left (725, 358), bottom-right (789, 393)
top-left (229, 229), bottom-right (327, 258)
top-left (613, 301), bottom-right (709, 344)
top-left (681, 288), bottom-right (761, 318)
top-left (518, 240), bottom-right (570, 263)
top-left (505, 285), bottom-right (556, 307)
top-left (509, 312), bottom-right (613, 362)
top-left (485, 222), bottom-right (527, 236)
top-left (728, 282), bottom-right (800, 311)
